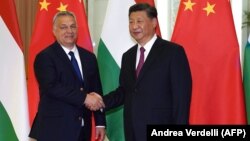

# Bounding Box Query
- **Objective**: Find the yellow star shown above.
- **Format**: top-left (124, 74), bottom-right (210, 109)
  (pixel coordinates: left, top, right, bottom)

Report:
top-left (57, 2), bottom-right (68, 12)
top-left (203, 2), bottom-right (216, 16)
top-left (183, 0), bottom-right (196, 11)
top-left (39, 0), bottom-right (51, 11)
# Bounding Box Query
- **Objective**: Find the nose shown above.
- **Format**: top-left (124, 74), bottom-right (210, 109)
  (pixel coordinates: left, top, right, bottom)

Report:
top-left (66, 27), bottom-right (74, 33)
top-left (130, 22), bottom-right (138, 30)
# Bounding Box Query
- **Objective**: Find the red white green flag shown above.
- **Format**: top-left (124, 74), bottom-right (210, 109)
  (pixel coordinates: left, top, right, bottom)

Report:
top-left (97, 0), bottom-right (160, 141)
top-left (0, 0), bottom-right (29, 140)
top-left (243, 34), bottom-right (250, 124)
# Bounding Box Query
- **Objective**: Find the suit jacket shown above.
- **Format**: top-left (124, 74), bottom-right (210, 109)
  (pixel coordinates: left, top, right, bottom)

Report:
top-left (30, 41), bottom-right (106, 141)
top-left (104, 37), bottom-right (192, 141)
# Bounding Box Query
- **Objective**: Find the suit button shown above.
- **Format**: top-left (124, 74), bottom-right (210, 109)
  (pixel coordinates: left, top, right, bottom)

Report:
top-left (134, 88), bottom-right (138, 92)
top-left (80, 87), bottom-right (84, 91)
top-left (78, 116), bottom-right (82, 120)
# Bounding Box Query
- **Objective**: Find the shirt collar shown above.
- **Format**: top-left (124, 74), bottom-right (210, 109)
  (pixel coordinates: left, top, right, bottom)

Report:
top-left (61, 44), bottom-right (77, 55)
top-left (137, 34), bottom-right (157, 52)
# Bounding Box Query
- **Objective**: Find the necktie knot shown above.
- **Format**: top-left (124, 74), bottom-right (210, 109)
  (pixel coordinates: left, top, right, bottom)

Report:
top-left (69, 51), bottom-right (75, 58)
top-left (140, 47), bottom-right (145, 53)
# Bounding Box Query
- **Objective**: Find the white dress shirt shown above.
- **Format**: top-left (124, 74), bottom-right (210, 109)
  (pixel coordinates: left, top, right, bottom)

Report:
top-left (136, 34), bottom-right (157, 68)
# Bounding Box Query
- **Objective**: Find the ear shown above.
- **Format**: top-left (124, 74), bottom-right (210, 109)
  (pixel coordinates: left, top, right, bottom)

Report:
top-left (52, 27), bottom-right (56, 36)
top-left (152, 18), bottom-right (158, 28)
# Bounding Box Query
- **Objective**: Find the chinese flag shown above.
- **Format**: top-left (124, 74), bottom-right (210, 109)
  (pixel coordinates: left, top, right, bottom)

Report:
top-left (171, 0), bottom-right (246, 124)
top-left (28, 0), bottom-right (96, 139)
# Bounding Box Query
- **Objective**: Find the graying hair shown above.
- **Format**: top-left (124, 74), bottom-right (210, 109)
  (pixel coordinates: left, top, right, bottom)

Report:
top-left (53, 11), bottom-right (76, 25)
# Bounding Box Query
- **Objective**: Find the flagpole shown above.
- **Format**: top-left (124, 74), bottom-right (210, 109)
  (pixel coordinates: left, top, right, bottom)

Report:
top-left (85, 0), bottom-right (88, 16)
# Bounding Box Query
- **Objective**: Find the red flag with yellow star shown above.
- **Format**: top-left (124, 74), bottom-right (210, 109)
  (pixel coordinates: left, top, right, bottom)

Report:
top-left (171, 0), bottom-right (246, 124)
top-left (28, 0), bottom-right (96, 139)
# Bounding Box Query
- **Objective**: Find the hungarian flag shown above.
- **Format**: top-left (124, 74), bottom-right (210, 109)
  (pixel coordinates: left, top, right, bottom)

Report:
top-left (0, 0), bottom-right (30, 140)
top-left (243, 34), bottom-right (250, 124)
top-left (97, 0), bottom-right (160, 140)
top-left (28, 0), bottom-right (95, 139)
top-left (171, 0), bottom-right (246, 124)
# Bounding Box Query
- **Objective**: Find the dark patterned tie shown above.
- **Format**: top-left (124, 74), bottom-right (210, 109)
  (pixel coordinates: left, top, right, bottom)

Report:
top-left (136, 47), bottom-right (145, 77)
top-left (69, 51), bottom-right (83, 82)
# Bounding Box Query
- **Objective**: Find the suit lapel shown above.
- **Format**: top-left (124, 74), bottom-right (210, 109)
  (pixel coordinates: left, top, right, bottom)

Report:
top-left (77, 47), bottom-right (88, 87)
top-left (136, 37), bottom-right (164, 85)
top-left (129, 46), bottom-right (138, 83)
top-left (53, 42), bottom-right (82, 84)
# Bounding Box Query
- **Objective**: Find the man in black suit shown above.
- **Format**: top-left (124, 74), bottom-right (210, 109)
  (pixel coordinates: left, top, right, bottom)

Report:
top-left (95, 3), bottom-right (192, 141)
top-left (29, 11), bottom-right (106, 141)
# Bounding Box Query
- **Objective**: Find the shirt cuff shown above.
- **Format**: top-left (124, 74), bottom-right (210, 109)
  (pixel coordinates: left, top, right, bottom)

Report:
top-left (96, 126), bottom-right (105, 128)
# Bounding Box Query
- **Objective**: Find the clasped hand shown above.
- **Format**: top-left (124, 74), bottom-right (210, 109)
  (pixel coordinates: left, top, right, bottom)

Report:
top-left (84, 92), bottom-right (105, 111)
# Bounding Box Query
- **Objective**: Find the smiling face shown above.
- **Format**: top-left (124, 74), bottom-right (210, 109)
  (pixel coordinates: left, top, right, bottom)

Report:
top-left (53, 15), bottom-right (78, 49)
top-left (129, 11), bottom-right (157, 46)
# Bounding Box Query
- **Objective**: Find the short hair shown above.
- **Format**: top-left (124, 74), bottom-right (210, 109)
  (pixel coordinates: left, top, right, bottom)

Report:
top-left (129, 3), bottom-right (157, 19)
top-left (53, 11), bottom-right (76, 25)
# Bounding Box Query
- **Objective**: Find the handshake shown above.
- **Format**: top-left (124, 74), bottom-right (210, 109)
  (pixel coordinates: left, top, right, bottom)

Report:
top-left (84, 92), bottom-right (105, 111)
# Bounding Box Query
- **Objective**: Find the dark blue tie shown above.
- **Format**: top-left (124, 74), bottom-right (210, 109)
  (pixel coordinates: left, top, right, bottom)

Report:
top-left (69, 51), bottom-right (83, 83)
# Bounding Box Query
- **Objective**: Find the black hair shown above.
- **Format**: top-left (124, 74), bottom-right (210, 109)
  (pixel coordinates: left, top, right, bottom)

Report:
top-left (129, 3), bottom-right (157, 19)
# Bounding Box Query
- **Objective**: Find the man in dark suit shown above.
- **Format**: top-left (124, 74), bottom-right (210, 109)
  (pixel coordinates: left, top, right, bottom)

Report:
top-left (29, 11), bottom-right (106, 141)
top-left (99, 3), bottom-right (192, 141)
